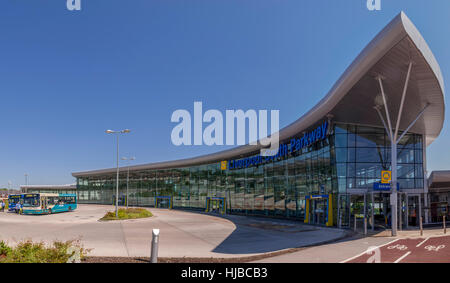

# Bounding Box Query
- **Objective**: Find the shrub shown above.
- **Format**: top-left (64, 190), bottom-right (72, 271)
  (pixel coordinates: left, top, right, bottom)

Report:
top-left (100, 208), bottom-right (153, 221)
top-left (0, 239), bottom-right (89, 263)
top-left (0, 241), bottom-right (12, 256)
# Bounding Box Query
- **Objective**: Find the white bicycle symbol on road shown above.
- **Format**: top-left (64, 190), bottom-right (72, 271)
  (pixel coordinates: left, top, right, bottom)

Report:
top-left (424, 245), bottom-right (445, 252)
top-left (387, 244), bottom-right (408, 251)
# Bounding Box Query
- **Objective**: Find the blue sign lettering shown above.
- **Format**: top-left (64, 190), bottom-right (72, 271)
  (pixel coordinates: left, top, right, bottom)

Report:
top-left (227, 120), bottom-right (328, 170)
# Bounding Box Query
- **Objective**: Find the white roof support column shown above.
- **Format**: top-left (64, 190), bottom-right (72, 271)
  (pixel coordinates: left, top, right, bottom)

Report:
top-left (375, 61), bottom-right (431, 236)
top-left (377, 76), bottom-right (394, 142)
top-left (397, 103), bottom-right (430, 142)
top-left (394, 61), bottom-right (413, 140)
top-left (374, 106), bottom-right (393, 141)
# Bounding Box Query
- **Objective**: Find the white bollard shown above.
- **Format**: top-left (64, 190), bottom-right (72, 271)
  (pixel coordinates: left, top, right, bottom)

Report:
top-left (150, 229), bottom-right (160, 263)
top-left (364, 217), bottom-right (367, 235)
top-left (444, 216), bottom-right (446, 234)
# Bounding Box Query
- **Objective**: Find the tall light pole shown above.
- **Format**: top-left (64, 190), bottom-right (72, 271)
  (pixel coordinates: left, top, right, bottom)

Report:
top-left (121, 156), bottom-right (136, 209)
top-left (24, 174), bottom-right (28, 186)
top-left (106, 129), bottom-right (131, 218)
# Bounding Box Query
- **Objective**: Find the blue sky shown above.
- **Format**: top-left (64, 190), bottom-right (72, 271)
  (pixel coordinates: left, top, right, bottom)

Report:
top-left (0, 0), bottom-right (449, 188)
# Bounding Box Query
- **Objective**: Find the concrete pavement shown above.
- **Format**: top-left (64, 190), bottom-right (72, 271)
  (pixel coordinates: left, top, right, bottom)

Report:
top-left (0, 205), bottom-right (347, 258)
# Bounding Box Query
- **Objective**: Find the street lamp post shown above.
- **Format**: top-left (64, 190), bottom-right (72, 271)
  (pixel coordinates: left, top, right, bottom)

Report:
top-left (121, 156), bottom-right (136, 209)
top-left (106, 129), bottom-right (131, 218)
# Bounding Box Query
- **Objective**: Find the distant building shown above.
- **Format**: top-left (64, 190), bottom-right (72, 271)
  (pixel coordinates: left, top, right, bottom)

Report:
top-left (0, 189), bottom-right (22, 198)
top-left (428, 171), bottom-right (450, 223)
top-left (20, 184), bottom-right (77, 195)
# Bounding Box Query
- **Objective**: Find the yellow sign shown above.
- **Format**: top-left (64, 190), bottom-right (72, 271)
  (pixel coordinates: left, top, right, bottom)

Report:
top-left (381, 170), bottom-right (391, 184)
top-left (220, 161), bottom-right (227, 171)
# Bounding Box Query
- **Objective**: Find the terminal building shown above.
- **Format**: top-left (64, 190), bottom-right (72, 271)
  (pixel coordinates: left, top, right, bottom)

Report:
top-left (71, 12), bottom-right (445, 230)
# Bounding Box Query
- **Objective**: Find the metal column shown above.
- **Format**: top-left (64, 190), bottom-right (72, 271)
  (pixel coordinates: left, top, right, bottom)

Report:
top-left (371, 192), bottom-right (375, 231)
top-left (423, 138), bottom-right (429, 224)
top-left (398, 193), bottom-right (402, 231)
top-left (364, 193), bottom-right (367, 229)
top-left (337, 193), bottom-right (341, 229)
top-left (406, 195), bottom-right (409, 229)
top-left (419, 193), bottom-right (423, 228)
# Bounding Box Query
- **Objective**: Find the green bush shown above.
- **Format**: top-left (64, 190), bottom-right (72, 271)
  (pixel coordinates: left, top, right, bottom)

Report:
top-left (0, 240), bottom-right (89, 263)
top-left (101, 208), bottom-right (153, 221)
top-left (0, 241), bottom-right (12, 256)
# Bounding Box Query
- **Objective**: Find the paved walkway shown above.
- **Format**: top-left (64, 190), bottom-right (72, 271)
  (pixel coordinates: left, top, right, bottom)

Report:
top-left (0, 205), bottom-right (347, 258)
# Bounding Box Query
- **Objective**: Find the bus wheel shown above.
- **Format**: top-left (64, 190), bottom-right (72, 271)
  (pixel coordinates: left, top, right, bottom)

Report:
top-left (48, 208), bottom-right (52, 214)
top-left (68, 207), bottom-right (72, 212)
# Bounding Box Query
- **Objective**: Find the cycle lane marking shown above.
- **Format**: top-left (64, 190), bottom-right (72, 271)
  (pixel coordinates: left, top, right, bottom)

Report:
top-left (344, 238), bottom-right (424, 263)
top-left (402, 235), bottom-right (450, 263)
top-left (340, 238), bottom-right (400, 263)
top-left (377, 238), bottom-right (422, 263)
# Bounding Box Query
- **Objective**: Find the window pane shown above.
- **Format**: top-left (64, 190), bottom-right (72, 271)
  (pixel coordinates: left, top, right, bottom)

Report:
top-left (335, 134), bottom-right (347, 148)
top-left (335, 148), bottom-right (347, 163)
top-left (355, 133), bottom-right (385, 147)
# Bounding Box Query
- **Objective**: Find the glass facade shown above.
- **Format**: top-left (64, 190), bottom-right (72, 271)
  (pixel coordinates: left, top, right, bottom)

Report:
top-left (334, 124), bottom-right (424, 193)
top-left (75, 122), bottom-right (424, 226)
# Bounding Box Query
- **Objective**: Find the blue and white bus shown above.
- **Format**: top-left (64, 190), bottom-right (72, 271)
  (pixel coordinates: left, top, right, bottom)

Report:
top-left (7, 194), bottom-right (22, 212)
top-left (21, 193), bottom-right (77, 215)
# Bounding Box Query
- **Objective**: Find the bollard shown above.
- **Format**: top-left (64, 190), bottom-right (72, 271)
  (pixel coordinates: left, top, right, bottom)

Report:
top-left (419, 217), bottom-right (423, 236)
top-left (364, 217), bottom-right (367, 235)
top-left (339, 213), bottom-right (342, 229)
top-left (150, 229), bottom-right (160, 263)
top-left (444, 216), bottom-right (447, 234)
top-left (354, 215), bottom-right (357, 232)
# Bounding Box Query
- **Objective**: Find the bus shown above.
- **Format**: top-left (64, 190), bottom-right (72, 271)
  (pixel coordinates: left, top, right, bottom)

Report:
top-left (21, 193), bottom-right (77, 215)
top-left (8, 194), bottom-right (22, 212)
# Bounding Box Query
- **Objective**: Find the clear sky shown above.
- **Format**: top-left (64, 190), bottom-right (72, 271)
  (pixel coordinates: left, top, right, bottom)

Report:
top-left (0, 1), bottom-right (449, 188)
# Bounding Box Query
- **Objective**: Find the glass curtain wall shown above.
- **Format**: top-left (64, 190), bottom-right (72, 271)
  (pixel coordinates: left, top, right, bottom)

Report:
top-left (76, 123), bottom-right (424, 225)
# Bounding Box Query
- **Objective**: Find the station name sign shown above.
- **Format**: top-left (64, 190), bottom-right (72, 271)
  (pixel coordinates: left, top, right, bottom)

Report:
top-left (225, 120), bottom-right (329, 170)
top-left (373, 183), bottom-right (399, 191)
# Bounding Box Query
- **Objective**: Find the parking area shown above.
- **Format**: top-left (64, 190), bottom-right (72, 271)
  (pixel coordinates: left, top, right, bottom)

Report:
top-left (0, 204), bottom-right (347, 258)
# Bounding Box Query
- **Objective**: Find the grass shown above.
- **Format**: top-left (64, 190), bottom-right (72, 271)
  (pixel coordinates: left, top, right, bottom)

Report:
top-left (100, 208), bottom-right (153, 221)
top-left (0, 239), bottom-right (89, 263)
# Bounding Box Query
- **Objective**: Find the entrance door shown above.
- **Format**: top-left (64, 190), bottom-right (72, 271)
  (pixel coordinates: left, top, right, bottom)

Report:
top-left (206, 198), bottom-right (225, 214)
top-left (350, 195), bottom-right (365, 230)
top-left (156, 197), bottom-right (170, 208)
top-left (338, 194), bottom-right (350, 228)
top-left (408, 195), bottom-right (419, 227)
top-left (310, 198), bottom-right (327, 225)
top-left (398, 192), bottom-right (407, 230)
top-left (211, 199), bottom-right (219, 213)
top-left (372, 192), bottom-right (391, 228)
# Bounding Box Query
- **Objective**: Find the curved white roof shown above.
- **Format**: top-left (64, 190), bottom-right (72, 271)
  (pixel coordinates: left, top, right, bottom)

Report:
top-left (73, 12), bottom-right (445, 178)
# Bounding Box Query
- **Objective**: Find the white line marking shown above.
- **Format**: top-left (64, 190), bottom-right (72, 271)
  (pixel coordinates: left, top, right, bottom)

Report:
top-left (416, 237), bottom-right (429, 248)
top-left (394, 251), bottom-right (411, 263)
top-left (340, 238), bottom-right (400, 263)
